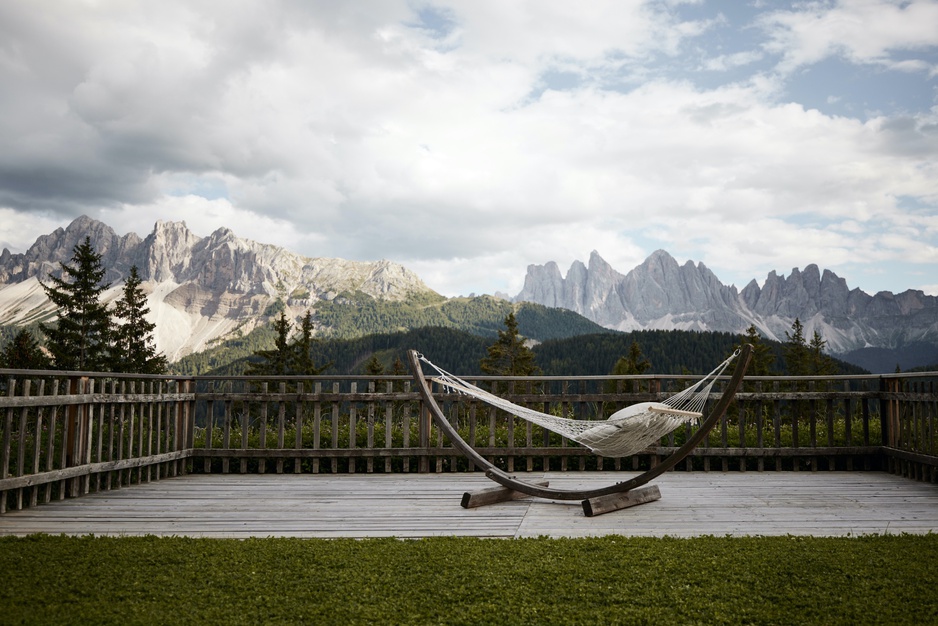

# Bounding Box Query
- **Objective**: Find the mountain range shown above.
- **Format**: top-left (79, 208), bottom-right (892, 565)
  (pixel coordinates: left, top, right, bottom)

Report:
top-left (514, 250), bottom-right (938, 371)
top-left (0, 217), bottom-right (935, 373)
top-left (0, 216), bottom-right (436, 362)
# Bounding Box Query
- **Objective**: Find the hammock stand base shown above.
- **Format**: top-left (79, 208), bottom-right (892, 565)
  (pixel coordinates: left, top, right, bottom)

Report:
top-left (407, 345), bottom-right (752, 517)
top-left (462, 481), bottom-right (662, 516)
top-left (461, 480), bottom-right (552, 509)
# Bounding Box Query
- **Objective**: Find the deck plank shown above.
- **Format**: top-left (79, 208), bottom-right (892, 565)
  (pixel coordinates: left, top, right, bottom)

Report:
top-left (1, 472), bottom-right (936, 538)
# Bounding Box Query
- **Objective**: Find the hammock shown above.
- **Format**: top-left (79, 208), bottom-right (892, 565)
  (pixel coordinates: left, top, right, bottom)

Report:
top-left (416, 349), bottom-right (740, 458)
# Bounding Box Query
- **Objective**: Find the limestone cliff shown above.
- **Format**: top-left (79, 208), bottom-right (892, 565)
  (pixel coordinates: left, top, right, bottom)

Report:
top-left (515, 250), bottom-right (938, 369)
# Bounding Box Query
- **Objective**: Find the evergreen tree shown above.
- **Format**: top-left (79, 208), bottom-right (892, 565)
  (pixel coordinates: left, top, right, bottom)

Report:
top-left (290, 311), bottom-right (331, 375)
top-left (611, 341), bottom-right (651, 375)
top-left (246, 310), bottom-right (293, 375)
top-left (246, 310), bottom-right (333, 376)
top-left (39, 237), bottom-right (113, 371)
top-left (605, 340), bottom-right (651, 394)
top-left (808, 330), bottom-right (836, 376)
top-left (390, 356), bottom-right (407, 392)
top-left (741, 324), bottom-right (775, 376)
top-left (112, 265), bottom-right (167, 374)
top-left (480, 311), bottom-right (540, 376)
top-left (783, 318), bottom-right (809, 376)
top-left (0, 329), bottom-right (51, 370)
top-left (364, 355), bottom-right (384, 375)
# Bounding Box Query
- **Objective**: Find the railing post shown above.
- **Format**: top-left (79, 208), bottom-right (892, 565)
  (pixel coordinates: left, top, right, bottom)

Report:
top-left (1, 377), bottom-right (14, 514)
top-left (65, 376), bottom-right (90, 497)
top-left (186, 379), bottom-right (195, 450)
top-left (171, 378), bottom-right (183, 477)
top-left (259, 381), bottom-right (268, 474)
top-left (419, 398), bottom-right (430, 473)
top-left (294, 381), bottom-right (304, 474)
top-left (204, 381), bottom-right (214, 474)
top-left (881, 377), bottom-right (893, 448)
top-left (183, 379), bottom-right (194, 474)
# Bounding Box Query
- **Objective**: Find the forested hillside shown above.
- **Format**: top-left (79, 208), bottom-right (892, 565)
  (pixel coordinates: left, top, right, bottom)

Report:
top-left (187, 326), bottom-right (490, 377)
top-left (535, 330), bottom-right (867, 376)
top-left (534, 330), bottom-right (744, 375)
top-left (0, 324), bottom-right (37, 347)
top-left (171, 297), bottom-right (608, 375)
top-left (311, 293), bottom-right (607, 340)
top-left (176, 323), bottom-right (870, 377)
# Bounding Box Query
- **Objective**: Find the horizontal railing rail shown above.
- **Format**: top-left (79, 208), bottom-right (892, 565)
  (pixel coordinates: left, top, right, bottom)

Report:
top-left (1, 368), bottom-right (936, 514)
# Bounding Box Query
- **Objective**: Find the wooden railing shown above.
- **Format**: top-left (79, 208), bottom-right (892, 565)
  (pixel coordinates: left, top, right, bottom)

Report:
top-left (0, 370), bottom-right (194, 514)
top-left (881, 374), bottom-right (938, 480)
top-left (1, 368), bottom-right (936, 514)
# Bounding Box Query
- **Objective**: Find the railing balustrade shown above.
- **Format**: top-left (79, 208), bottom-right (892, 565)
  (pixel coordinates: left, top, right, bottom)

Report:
top-left (0, 370), bottom-right (194, 514)
top-left (1, 368), bottom-right (936, 514)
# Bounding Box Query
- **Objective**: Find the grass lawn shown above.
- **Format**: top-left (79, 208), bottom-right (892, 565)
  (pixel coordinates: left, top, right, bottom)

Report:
top-left (1, 534), bottom-right (936, 624)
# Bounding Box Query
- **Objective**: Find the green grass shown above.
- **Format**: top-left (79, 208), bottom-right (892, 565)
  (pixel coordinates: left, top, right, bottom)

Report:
top-left (1, 534), bottom-right (936, 625)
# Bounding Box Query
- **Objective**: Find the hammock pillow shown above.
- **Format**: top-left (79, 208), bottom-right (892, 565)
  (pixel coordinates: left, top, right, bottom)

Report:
top-left (577, 402), bottom-right (701, 456)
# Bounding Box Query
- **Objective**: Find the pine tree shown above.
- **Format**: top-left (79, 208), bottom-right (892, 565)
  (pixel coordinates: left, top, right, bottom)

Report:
top-left (390, 356), bottom-right (407, 393)
top-left (39, 237), bottom-right (113, 371)
top-left (783, 318), bottom-right (809, 376)
top-left (605, 340), bottom-right (651, 394)
top-left (611, 341), bottom-right (651, 375)
top-left (247, 310), bottom-right (293, 375)
top-left (741, 324), bottom-right (774, 376)
top-left (480, 311), bottom-right (539, 376)
top-left (290, 311), bottom-right (331, 375)
top-left (364, 355), bottom-right (384, 375)
top-left (112, 265), bottom-right (167, 374)
top-left (0, 329), bottom-right (50, 370)
top-left (808, 330), bottom-right (836, 376)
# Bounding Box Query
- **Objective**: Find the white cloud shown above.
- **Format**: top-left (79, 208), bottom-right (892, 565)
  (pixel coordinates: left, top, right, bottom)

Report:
top-left (701, 50), bottom-right (764, 72)
top-left (760, 0), bottom-right (938, 74)
top-left (0, 0), bottom-right (935, 298)
top-left (98, 194), bottom-right (321, 253)
top-left (0, 208), bottom-right (66, 253)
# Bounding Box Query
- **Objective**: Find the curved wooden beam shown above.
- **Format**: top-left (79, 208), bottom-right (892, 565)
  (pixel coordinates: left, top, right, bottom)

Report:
top-left (406, 345), bottom-right (752, 506)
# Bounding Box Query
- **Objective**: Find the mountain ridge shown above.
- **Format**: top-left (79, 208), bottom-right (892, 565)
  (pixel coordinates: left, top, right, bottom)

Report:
top-left (514, 249), bottom-right (938, 371)
top-left (0, 216), bottom-right (436, 361)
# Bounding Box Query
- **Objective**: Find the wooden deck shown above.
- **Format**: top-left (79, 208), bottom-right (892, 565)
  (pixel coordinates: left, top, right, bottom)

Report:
top-left (1, 472), bottom-right (936, 538)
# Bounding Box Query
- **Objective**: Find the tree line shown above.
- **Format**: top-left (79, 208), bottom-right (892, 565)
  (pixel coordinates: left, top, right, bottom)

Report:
top-left (475, 314), bottom-right (846, 378)
top-left (242, 309), bottom-right (852, 378)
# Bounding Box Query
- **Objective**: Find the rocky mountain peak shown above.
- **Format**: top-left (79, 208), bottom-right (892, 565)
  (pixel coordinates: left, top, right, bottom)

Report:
top-left (514, 250), bottom-right (938, 368)
top-left (516, 260), bottom-right (565, 308)
top-left (143, 220), bottom-right (200, 282)
top-left (205, 226), bottom-right (239, 246)
top-left (0, 215), bottom-right (144, 284)
top-left (0, 216), bottom-right (439, 361)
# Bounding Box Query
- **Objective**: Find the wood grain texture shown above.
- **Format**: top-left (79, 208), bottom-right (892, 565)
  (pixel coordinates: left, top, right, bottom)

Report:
top-left (1, 471), bottom-right (936, 538)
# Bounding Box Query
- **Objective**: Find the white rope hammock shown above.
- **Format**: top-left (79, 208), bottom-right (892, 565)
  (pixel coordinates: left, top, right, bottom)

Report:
top-left (418, 349), bottom-right (740, 458)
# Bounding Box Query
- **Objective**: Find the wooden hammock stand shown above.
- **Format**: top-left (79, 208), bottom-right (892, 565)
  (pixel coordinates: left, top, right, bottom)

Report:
top-left (406, 344), bottom-right (752, 516)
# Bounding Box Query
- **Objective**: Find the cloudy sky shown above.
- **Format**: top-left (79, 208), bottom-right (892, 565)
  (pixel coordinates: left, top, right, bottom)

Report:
top-left (0, 1), bottom-right (936, 298)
